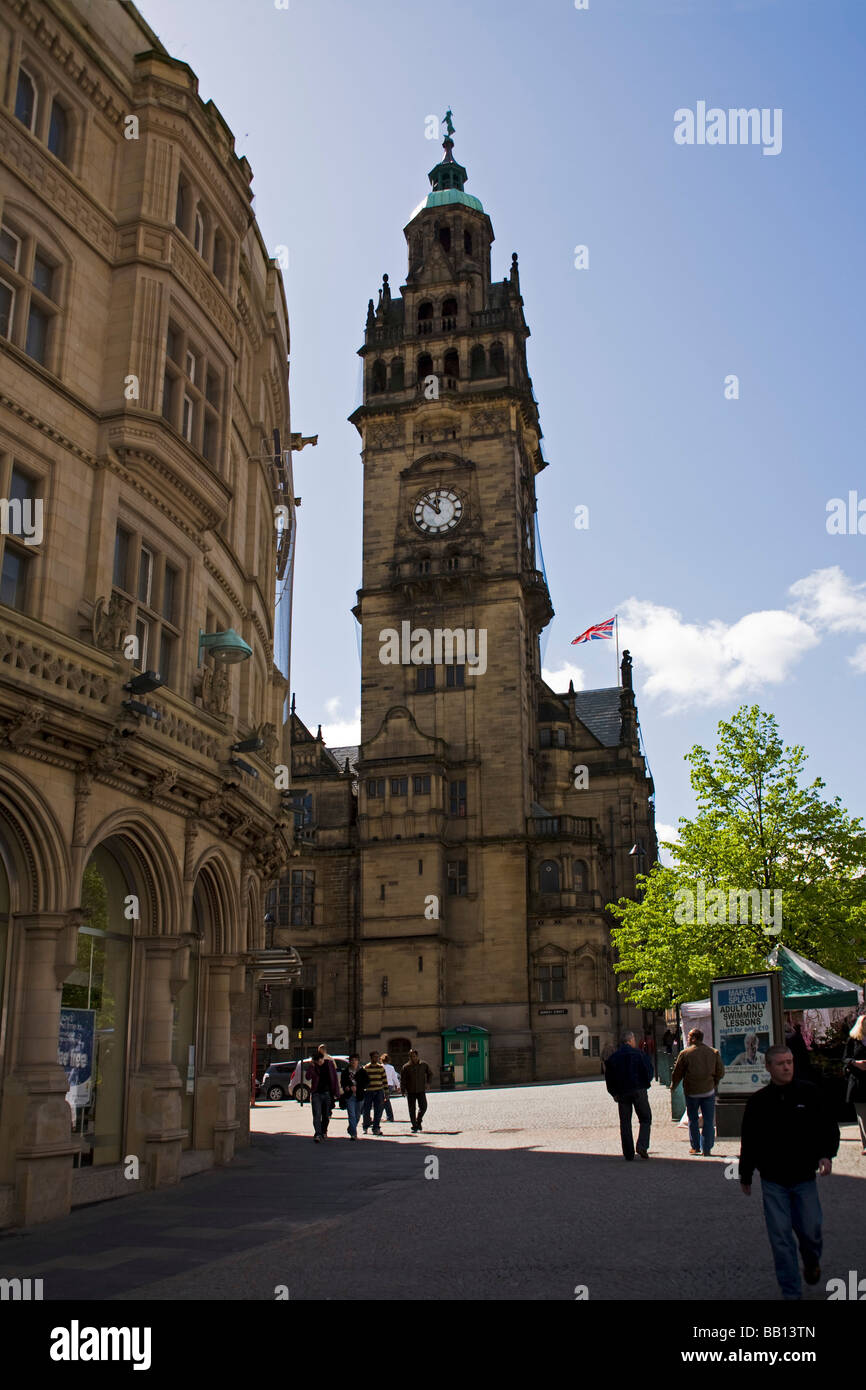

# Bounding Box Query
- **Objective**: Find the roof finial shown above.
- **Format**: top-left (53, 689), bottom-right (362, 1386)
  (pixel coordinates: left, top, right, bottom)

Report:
top-left (444, 108), bottom-right (455, 139)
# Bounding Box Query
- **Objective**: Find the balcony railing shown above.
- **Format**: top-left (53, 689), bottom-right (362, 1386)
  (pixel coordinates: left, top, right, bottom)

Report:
top-left (528, 815), bottom-right (597, 841)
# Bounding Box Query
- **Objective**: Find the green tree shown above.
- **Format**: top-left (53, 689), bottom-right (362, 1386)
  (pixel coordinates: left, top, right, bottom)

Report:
top-left (608, 705), bottom-right (866, 1006)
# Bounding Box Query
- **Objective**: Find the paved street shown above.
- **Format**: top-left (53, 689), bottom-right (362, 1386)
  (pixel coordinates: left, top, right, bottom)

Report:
top-left (2, 1080), bottom-right (864, 1301)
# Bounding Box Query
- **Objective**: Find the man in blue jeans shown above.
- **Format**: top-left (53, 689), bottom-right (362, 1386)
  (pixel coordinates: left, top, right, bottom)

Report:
top-left (670, 1027), bottom-right (724, 1155)
top-left (604, 1030), bottom-right (655, 1160)
top-left (739, 1044), bottom-right (839, 1300)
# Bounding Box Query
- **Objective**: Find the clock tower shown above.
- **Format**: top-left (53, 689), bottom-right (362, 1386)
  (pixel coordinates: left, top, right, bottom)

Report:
top-left (350, 116), bottom-right (556, 1080)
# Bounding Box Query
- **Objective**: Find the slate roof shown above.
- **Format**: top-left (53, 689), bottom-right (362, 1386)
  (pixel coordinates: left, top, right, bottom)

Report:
top-left (561, 687), bottom-right (623, 748)
top-left (328, 745), bottom-right (359, 775)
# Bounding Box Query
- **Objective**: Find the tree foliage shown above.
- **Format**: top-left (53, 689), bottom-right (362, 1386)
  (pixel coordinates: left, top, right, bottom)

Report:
top-left (608, 706), bottom-right (866, 1007)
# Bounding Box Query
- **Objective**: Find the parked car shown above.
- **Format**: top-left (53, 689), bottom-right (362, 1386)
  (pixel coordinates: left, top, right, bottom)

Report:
top-left (287, 1055), bottom-right (350, 1104)
top-left (260, 1060), bottom-right (300, 1101)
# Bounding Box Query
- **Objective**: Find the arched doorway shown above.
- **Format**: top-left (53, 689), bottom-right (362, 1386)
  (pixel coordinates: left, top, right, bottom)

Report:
top-left (60, 841), bottom-right (135, 1167)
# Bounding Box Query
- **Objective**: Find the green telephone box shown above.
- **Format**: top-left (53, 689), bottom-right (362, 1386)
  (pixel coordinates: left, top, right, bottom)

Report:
top-left (441, 1025), bottom-right (489, 1087)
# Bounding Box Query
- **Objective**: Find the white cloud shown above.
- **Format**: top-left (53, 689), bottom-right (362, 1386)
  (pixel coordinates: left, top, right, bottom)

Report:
top-left (618, 598), bottom-right (818, 713)
top-left (788, 566), bottom-right (866, 634)
top-left (541, 662), bottom-right (586, 692)
top-left (851, 646), bottom-right (866, 675)
top-left (655, 822), bottom-right (680, 845)
top-left (321, 699), bottom-right (360, 747)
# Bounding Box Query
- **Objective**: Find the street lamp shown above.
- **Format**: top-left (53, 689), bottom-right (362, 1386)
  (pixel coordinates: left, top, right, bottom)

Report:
top-left (198, 629), bottom-right (252, 664)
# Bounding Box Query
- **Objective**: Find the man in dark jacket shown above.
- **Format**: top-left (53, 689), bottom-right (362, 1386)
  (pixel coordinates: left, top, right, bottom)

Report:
top-left (739, 1044), bottom-right (839, 1300)
top-left (604, 1030), bottom-right (655, 1160)
top-left (340, 1055), bottom-right (367, 1140)
top-left (305, 1045), bottom-right (340, 1143)
top-left (400, 1049), bottom-right (433, 1132)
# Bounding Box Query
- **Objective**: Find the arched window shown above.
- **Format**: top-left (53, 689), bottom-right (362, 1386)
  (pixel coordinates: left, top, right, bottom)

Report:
top-left (539, 859), bottom-right (560, 893)
top-left (573, 859), bottom-right (589, 892)
top-left (175, 175), bottom-right (188, 233)
top-left (464, 230), bottom-right (473, 256)
top-left (371, 359), bottom-right (387, 393)
top-left (470, 344), bottom-right (486, 380)
top-left (416, 352), bottom-right (433, 384)
top-left (389, 358), bottom-right (404, 391)
top-left (443, 348), bottom-right (459, 383)
top-left (61, 842), bottom-right (136, 1168)
top-left (15, 68), bottom-right (37, 131)
top-left (212, 229), bottom-right (227, 284)
top-left (47, 99), bottom-right (69, 162)
top-left (442, 297), bottom-right (458, 331)
top-left (438, 224), bottom-right (451, 253)
top-left (490, 341), bottom-right (506, 376)
top-left (417, 301), bottom-right (433, 335)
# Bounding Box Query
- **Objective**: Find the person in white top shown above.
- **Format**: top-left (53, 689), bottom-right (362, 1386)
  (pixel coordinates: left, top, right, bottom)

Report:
top-left (380, 1052), bottom-right (401, 1122)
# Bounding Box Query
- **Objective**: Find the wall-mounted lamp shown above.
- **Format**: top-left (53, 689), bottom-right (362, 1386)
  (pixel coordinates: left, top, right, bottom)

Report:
top-left (124, 670), bottom-right (164, 694)
top-left (198, 629), bottom-right (252, 665)
top-left (122, 699), bottom-right (161, 721)
top-left (232, 736), bottom-right (265, 753)
top-left (230, 756), bottom-right (259, 779)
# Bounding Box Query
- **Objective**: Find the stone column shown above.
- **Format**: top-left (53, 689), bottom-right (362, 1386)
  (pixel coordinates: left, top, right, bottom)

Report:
top-left (199, 957), bottom-right (240, 1164)
top-left (8, 912), bottom-right (82, 1225)
top-left (129, 938), bottom-right (189, 1190)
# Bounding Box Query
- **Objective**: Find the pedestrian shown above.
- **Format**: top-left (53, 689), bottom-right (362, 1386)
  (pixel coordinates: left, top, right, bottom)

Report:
top-left (340, 1054), bottom-right (366, 1140)
top-left (739, 1044), bottom-right (840, 1301)
top-left (305, 1044), bottom-right (339, 1143)
top-left (661, 1028), bottom-right (675, 1054)
top-left (670, 1027), bottom-right (724, 1156)
top-left (786, 1023), bottom-right (811, 1080)
top-left (380, 1052), bottom-right (400, 1122)
top-left (400, 1048), bottom-right (433, 1132)
top-left (843, 1013), bottom-right (866, 1156)
top-left (600, 1039), bottom-right (615, 1078)
top-left (361, 1050), bottom-right (388, 1135)
top-left (604, 1030), bottom-right (654, 1160)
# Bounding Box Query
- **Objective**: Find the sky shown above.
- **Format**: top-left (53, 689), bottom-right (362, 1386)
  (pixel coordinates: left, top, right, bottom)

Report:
top-left (140, 0), bottom-right (866, 846)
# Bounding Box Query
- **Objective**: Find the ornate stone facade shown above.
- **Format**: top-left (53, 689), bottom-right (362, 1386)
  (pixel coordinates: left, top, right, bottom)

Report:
top-left (277, 131), bottom-right (657, 1083)
top-left (0, 0), bottom-right (295, 1227)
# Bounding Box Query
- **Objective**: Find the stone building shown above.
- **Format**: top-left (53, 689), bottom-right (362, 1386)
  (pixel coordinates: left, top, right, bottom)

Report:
top-left (0, 0), bottom-right (297, 1226)
top-left (277, 123), bottom-right (657, 1083)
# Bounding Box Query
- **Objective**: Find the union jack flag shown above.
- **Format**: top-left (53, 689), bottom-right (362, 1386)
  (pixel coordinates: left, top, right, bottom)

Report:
top-left (571, 617), bottom-right (615, 645)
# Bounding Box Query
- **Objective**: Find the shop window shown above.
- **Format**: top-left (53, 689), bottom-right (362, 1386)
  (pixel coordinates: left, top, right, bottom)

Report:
top-left (60, 844), bottom-right (134, 1168)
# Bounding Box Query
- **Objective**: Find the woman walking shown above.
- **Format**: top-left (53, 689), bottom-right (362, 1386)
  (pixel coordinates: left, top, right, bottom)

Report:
top-left (844, 1014), bottom-right (866, 1155)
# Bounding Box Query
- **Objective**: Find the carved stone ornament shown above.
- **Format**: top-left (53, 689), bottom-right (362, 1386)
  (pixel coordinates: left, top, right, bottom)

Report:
top-left (92, 592), bottom-right (132, 653)
top-left (197, 660), bottom-right (230, 717)
top-left (4, 698), bottom-right (47, 749)
top-left (147, 768), bottom-right (178, 800)
top-left (255, 722), bottom-right (279, 762)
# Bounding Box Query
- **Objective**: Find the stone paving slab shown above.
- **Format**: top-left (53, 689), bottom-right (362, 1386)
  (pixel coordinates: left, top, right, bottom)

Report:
top-left (0, 1081), bottom-right (862, 1302)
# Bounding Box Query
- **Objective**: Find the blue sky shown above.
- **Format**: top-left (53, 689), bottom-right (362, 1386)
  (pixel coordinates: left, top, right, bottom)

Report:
top-left (141, 0), bottom-right (866, 844)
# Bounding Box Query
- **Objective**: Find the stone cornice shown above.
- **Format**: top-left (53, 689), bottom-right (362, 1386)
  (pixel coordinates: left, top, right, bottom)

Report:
top-left (0, 390), bottom-right (99, 464)
top-left (103, 448), bottom-right (214, 552)
top-left (0, 109), bottom-right (115, 259)
top-left (10, 0), bottom-right (128, 127)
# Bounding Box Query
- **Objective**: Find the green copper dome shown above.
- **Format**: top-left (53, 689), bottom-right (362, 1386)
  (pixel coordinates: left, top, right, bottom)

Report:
top-left (412, 110), bottom-right (484, 219)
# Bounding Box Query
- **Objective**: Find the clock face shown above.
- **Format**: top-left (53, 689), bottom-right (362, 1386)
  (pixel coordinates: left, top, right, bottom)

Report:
top-left (413, 488), bottom-right (464, 534)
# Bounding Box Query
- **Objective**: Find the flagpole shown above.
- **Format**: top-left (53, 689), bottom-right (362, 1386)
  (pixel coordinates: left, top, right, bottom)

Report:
top-left (615, 613), bottom-right (620, 686)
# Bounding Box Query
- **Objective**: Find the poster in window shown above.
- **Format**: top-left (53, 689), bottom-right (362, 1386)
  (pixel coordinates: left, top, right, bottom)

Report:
top-left (58, 1007), bottom-right (96, 1114)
